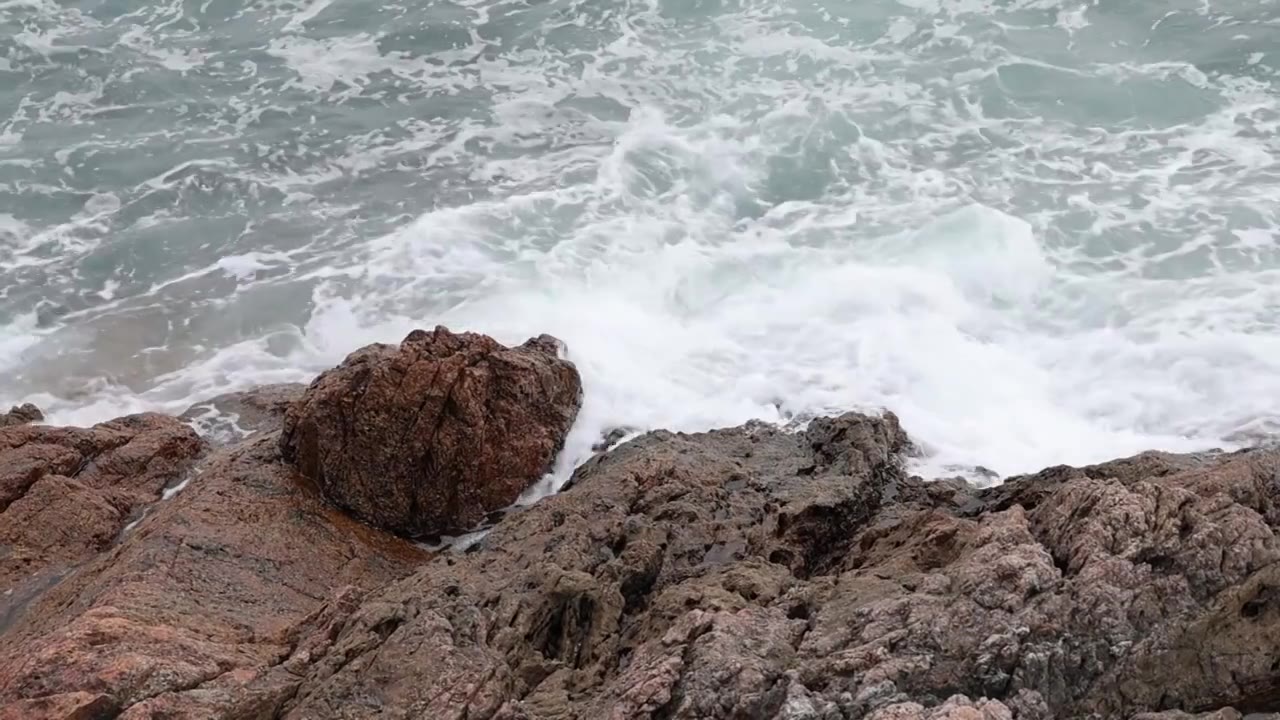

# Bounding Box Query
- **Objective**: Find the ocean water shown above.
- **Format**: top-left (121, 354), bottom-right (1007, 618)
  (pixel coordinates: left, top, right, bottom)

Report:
top-left (1, 0), bottom-right (1278, 483)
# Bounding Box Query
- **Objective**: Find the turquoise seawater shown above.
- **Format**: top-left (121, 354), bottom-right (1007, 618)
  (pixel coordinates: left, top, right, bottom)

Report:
top-left (2, 0), bottom-right (1279, 481)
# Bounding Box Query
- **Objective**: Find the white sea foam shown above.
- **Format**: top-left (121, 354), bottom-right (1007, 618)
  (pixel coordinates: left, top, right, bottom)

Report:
top-left (282, 0), bottom-right (336, 32)
top-left (0, 311), bottom-right (42, 376)
top-left (35, 114), bottom-right (1265, 484)
top-left (0, 213), bottom-right (29, 246)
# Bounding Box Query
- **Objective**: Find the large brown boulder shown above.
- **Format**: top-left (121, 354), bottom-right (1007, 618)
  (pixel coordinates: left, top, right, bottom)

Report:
top-left (280, 326), bottom-right (583, 537)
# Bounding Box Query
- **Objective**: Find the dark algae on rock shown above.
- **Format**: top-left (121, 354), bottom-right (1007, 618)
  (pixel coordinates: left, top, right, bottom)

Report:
top-left (2, 328), bottom-right (1280, 719)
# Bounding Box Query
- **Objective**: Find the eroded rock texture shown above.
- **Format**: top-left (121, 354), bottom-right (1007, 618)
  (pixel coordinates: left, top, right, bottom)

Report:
top-left (270, 416), bottom-right (1280, 719)
top-left (5, 351), bottom-right (1280, 718)
top-left (280, 326), bottom-right (582, 537)
top-left (0, 413), bottom-right (204, 634)
top-left (0, 411), bottom-right (425, 719)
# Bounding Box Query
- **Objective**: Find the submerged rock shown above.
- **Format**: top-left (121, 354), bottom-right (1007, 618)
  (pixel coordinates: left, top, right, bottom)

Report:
top-left (280, 326), bottom-right (582, 537)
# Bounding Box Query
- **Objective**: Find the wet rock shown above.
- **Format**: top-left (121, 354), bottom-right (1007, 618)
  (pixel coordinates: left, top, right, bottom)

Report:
top-left (0, 413), bottom-right (204, 633)
top-left (781, 446), bottom-right (1280, 718)
top-left (231, 411), bottom-right (1280, 719)
top-left (0, 403), bottom-right (42, 428)
top-left (0, 432), bottom-right (426, 717)
top-left (181, 383), bottom-right (305, 443)
top-left (8, 362), bottom-right (1280, 718)
top-left (280, 326), bottom-right (582, 537)
top-left (258, 413), bottom-right (912, 718)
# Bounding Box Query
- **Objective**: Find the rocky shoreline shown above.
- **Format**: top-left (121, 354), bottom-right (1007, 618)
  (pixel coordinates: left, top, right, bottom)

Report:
top-left (2, 327), bottom-right (1279, 719)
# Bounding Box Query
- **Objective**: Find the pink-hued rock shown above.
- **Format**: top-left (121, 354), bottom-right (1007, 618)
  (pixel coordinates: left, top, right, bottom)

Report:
top-left (280, 326), bottom-right (582, 537)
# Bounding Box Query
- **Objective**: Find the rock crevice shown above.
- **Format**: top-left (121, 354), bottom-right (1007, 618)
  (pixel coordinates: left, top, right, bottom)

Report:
top-left (2, 330), bottom-right (1279, 720)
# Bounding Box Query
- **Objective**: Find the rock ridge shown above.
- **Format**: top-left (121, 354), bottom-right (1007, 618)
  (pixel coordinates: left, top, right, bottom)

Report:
top-left (1, 328), bottom-right (1278, 719)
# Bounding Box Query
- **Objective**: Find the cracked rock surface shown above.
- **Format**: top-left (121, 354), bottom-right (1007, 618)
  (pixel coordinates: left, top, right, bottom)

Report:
top-left (263, 416), bottom-right (1280, 720)
top-left (4, 328), bottom-right (1280, 718)
top-left (0, 413), bottom-right (204, 636)
top-left (0, 404), bottom-right (425, 720)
